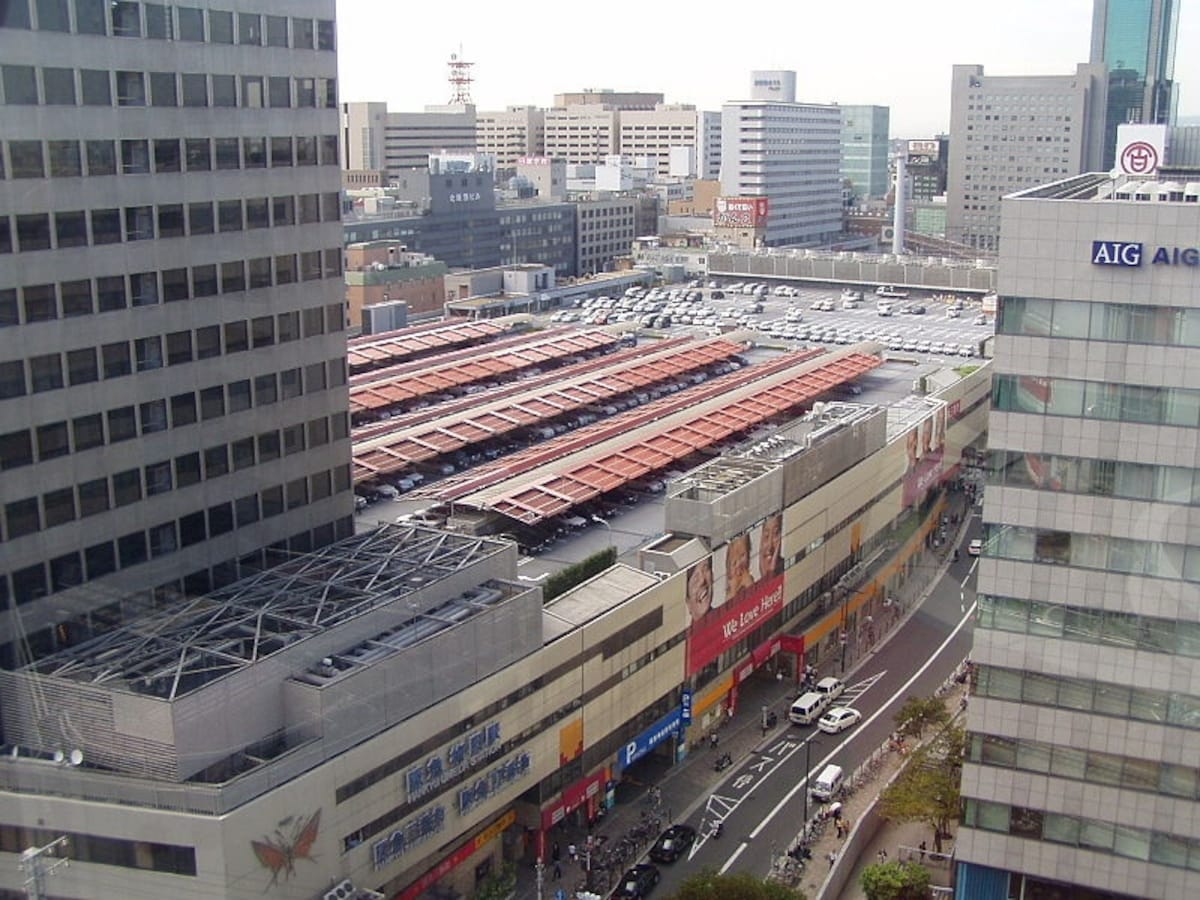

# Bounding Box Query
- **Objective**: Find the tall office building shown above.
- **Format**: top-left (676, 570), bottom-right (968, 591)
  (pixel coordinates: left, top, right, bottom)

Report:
top-left (341, 100), bottom-right (477, 180)
top-left (719, 70), bottom-right (842, 247)
top-left (840, 104), bottom-right (890, 203)
top-left (476, 105), bottom-right (545, 172)
top-left (946, 63), bottom-right (1108, 253)
top-left (0, 1), bottom-right (352, 672)
top-left (1090, 0), bottom-right (1180, 169)
top-left (956, 172), bottom-right (1200, 900)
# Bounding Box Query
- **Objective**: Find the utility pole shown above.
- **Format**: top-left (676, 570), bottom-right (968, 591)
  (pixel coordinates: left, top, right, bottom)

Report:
top-left (19, 835), bottom-right (70, 900)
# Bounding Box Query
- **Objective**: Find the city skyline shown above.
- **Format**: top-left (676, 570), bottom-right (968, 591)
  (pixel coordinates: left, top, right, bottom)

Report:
top-left (336, 0), bottom-right (1200, 138)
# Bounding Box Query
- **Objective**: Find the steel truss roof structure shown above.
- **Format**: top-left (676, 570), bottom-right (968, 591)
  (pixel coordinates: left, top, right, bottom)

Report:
top-left (454, 350), bottom-right (883, 525)
top-left (349, 329), bottom-right (620, 415)
top-left (26, 525), bottom-right (505, 700)
top-left (352, 337), bottom-right (746, 483)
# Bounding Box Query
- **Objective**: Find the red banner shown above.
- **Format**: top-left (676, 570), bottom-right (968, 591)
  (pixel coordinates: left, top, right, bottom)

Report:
top-left (397, 810), bottom-right (516, 900)
top-left (540, 767), bottom-right (608, 830)
top-left (687, 575), bottom-right (785, 674)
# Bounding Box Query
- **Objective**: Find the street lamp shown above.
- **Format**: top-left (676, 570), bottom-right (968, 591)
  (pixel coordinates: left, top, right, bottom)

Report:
top-left (801, 737), bottom-right (821, 831)
top-left (590, 515), bottom-right (613, 552)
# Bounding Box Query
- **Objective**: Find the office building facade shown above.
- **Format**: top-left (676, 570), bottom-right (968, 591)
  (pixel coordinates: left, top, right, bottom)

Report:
top-left (476, 105), bottom-right (545, 173)
top-left (840, 104), bottom-right (891, 203)
top-left (720, 71), bottom-right (842, 247)
top-left (341, 100), bottom-right (477, 181)
top-left (957, 172), bottom-right (1200, 900)
top-left (0, 0), bottom-right (353, 659)
top-left (946, 63), bottom-right (1108, 253)
top-left (1090, 0), bottom-right (1180, 170)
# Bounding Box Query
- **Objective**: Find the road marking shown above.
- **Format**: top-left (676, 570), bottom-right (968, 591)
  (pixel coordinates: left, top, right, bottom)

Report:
top-left (718, 600), bottom-right (977, 874)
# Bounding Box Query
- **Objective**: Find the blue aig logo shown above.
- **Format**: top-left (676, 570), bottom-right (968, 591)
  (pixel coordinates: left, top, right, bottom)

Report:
top-left (1092, 241), bottom-right (1143, 266)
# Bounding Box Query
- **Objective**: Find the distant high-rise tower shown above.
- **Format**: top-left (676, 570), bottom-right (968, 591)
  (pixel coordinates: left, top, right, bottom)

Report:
top-left (1090, 0), bottom-right (1180, 168)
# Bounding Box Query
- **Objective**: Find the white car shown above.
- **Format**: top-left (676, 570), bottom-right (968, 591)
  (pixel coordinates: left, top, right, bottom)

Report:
top-left (968, 539), bottom-right (983, 556)
top-left (817, 707), bottom-right (862, 734)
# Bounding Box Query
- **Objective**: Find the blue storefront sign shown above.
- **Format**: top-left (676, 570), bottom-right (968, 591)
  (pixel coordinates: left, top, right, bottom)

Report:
top-left (680, 689), bottom-right (692, 725)
top-left (619, 707), bottom-right (683, 769)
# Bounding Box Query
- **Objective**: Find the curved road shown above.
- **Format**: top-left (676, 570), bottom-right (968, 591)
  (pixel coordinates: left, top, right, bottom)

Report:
top-left (651, 516), bottom-right (981, 893)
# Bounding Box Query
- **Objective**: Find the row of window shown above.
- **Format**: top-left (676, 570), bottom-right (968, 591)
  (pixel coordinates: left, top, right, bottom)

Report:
top-left (987, 448), bottom-right (1200, 504)
top-left (3, 413), bottom-right (348, 545)
top-left (993, 374), bottom-right (1200, 428)
top-left (982, 523), bottom-right (1200, 582)
top-left (974, 664), bottom-right (1200, 729)
top-left (0, 65), bottom-right (336, 110)
top-left (0, 304), bottom-right (344, 401)
top-left (2, 196), bottom-right (341, 257)
top-left (0, 359), bottom-right (347, 475)
top-left (2, 463), bottom-right (352, 607)
top-left (1, 258), bottom-right (341, 329)
top-left (962, 798), bottom-right (1200, 873)
top-left (969, 732), bottom-right (1200, 803)
top-left (998, 295), bottom-right (1200, 347)
top-left (0, 823), bottom-right (195, 876)
top-left (978, 593), bottom-right (1200, 659)
top-left (0, 0), bottom-right (333, 50)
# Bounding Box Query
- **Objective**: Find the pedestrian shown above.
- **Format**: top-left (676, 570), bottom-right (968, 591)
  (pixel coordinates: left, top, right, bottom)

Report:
top-left (919, 840), bottom-right (927, 861)
top-left (827, 849), bottom-right (837, 869)
top-left (710, 732), bottom-right (719, 750)
top-left (553, 860), bottom-right (562, 881)
top-left (877, 849), bottom-right (888, 864)
top-left (551, 842), bottom-right (561, 863)
top-left (568, 842), bottom-right (577, 863)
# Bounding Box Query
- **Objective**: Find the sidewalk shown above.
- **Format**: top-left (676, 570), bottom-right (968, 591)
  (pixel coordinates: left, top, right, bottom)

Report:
top-left (514, 489), bottom-right (974, 900)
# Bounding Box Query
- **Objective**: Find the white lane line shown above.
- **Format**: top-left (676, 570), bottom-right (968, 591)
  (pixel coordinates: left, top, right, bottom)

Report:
top-left (718, 600), bottom-right (977, 874)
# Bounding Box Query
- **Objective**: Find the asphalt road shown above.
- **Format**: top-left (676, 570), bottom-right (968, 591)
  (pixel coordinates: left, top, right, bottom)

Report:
top-left (650, 513), bottom-right (983, 894)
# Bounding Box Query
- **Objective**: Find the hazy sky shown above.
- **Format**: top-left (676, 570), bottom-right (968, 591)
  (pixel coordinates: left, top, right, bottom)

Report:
top-left (335, 0), bottom-right (1200, 138)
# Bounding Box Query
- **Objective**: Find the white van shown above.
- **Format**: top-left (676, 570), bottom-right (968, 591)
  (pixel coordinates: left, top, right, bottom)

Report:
top-left (810, 764), bottom-right (844, 802)
top-left (814, 677), bottom-right (845, 702)
top-left (788, 691), bottom-right (831, 725)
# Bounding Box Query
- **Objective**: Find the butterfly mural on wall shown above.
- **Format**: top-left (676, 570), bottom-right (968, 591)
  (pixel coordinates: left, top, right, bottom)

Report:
top-left (251, 808), bottom-right (322, 889)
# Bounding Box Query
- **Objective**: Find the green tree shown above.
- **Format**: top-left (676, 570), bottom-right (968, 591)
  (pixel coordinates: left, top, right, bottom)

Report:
top-left (878, 740), bottom-right (962, 853)
top-left (860, 860), bottom-right (931, 900)
top-left (671, 868), bottom-right (807, 900)
top-left (892, 695), bottom-right (950, 739)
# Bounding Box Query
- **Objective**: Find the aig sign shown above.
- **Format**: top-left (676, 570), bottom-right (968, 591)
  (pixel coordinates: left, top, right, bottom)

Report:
top-left (1092, 241), bottom-right (1143, 267)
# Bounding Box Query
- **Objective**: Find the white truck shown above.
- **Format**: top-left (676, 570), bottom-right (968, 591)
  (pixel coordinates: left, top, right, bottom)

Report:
top-left (875, 285), bottom-right (909, 299)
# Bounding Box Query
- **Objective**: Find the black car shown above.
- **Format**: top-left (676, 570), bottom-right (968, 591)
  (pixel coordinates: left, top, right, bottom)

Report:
top-left (648, 824), bottom-right (697, 863)
top-left (618, 863), bottom-right (660, 898)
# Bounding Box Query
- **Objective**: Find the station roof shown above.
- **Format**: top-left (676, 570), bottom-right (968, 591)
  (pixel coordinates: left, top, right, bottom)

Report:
top-left (352, 336), bottom-right (747, 483)
top-left (347, 318), bottom-right (513, 372)
top-left (459, 349), bottom-right (882, 525)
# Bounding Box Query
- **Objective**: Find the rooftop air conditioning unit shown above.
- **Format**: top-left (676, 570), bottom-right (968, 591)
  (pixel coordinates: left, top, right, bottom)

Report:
top-left (324, 880), bottom-right (356, 900)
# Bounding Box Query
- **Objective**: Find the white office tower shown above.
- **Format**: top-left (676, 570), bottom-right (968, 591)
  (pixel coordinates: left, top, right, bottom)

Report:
top-left (719, 71), bottom-right (841, 247)
top-left (957, 171), bottom-right (1200, 899)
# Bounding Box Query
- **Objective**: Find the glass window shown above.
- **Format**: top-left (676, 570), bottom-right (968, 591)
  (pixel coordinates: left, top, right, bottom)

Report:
top-left (143, 2), bottom-right (169, 38)
top-left (248, 256), bottom-right (271, 289)
top-left (85, 140), bottom-right (116, 176)
top-left (185, 138), bottom-right (210, 171)
top-left (321, 134), bottom-right (339, 166)
top-left (66, 346), bottom-right (97, 384)
top-left (149, 71), bottom-right (176, 107)
top-left (134, 335), bottom-right (162, 371)
top-left (2, 65), bottom-right (38, 104)
top-left (292, 16), bottom-right (313, 48)
top-left (78, 478), bottom-right (109, 516)
top-left (220, 260), bottom-right (244, 293)
top-left (5, 498), bottom-right (41, 538)
top-left (280, 367), bottom-right (301, 398)
top-left (223, 321), bottom-right (248, 353)
top-left (72, 414), bottom-right (103, 451)
top-left (237, 12), bottom-right (259, 44)
top-left (1094, 682), bottom-right (1131, 717)
top-left (60, 279), bottom-right (92, 317)
top-left (277, 311), bottom-right (299, 343)
top-left (270, 137), bottom-right (292, 167)
top-left (36, 0), bottom-right (69, 31)
top-left (187, 201), bottom-right (213, 235)
top-left (295, 77), bottom-right (315, 107)
top-left (158, 203), bottom-right (184, 238)
top-left (16, 213), bottom-right (51, 250)
top-left (217, 200), bottom-right (242, 232)
top-left (48, 141), bottom-right (82, 177)
top-left (1042, 812), bottom-right (1080, 845)
top-left (165, 330), bottom-right (191, 364)
top-left (144, 460), bottom-right (172, 494)
top-left (36, 421), bottom-right (69, 460)
top-left (300, 250), bottom-right (322, 281)
top-left (316, 19), bottom-right (334, 50)
top-left (29, 353), bottom-right (63, 392)
top-left (1079, 819), bottom-right (1115, 852)
top-left (42, 67), bottom-right (76, 104)
top-left (1, 0), bottom-right (31, 26)
top-left (235, 494), bottom-right (259, 525)
top-left (318, 77), bottom-right (336, 108)
top-left (175, 451), bottom-right (201, 486)
top-left (267, 75), bottom-right (289, 107)
top-left (110, 0), bottom-right (139, 36)
top-left (115, 70), bottom-right (145, 106)
top-left (241, 75), bottom-right (263, 108)
top-left (211, 73), bottom-right (235, 107)
top-left (124, 205), bottom-right (154, 240)
top-left (299, 194), bottom-right (319, 223)
top-left (207, 7), bottom-right (231, 43)
top-left (118, 530), bottom-right (148, 566)
top-left (245, 197), bottom-right (269, 228)
top-left (9, 140), bottom-right (44, 178)
top-left (258, 430), bottom-right (280, 460)
top-left (79, 68), bottom-right (110, 105)
top-left (192, 265), bottom-right (217, 297)
top-left (227, 380), bottom-right (251, 414)
top-left (231, 436), bottom-right (254, 468)
top-left (43, 487), bottom-right (76, 527)
top-left (265, 14), bottom-right (287, 46)
top-left (214, 137), bottom-right (239, 169)
top-left (176, 5), bottom-right (203, 40)
top-left (120, 139), bottom-right (150, 174)
top-left (148, 521), bottom-right (177, 557)
top-left (139, 398), bottom-right (167, 434)
top-left (272, 195), bottom-right (295, 226)
top-left (203, 444), bottom-right (228, 477)
top-left (101, 342), bottom-right (131, 378)
top-left (251, 316), bottom-right (274, 347)
top-left (275, 254), bottom-right (296, 285)
top-left (261, 485), bottom-right (284, 517)
top-left (295, 135), bottom-right (317, 166)
top-left (199, 385), bottom-right (223, 419)
top-left (22, 284), bottom-right (56, 322)
top-left (112, 468), bottom-right (141, 505)
top-left (0, 360), bottom-right (28, 398)
top-left (181, 73), bottom-right (207, 106)
top-left (0, 289), bottom-right (14, 326)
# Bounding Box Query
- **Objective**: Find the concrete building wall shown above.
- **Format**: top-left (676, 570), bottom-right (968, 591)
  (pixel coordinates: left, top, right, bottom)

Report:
top-left (544, 105), bottom-right (620, 163)
top-left (477, 106), bottom-right (545, 170)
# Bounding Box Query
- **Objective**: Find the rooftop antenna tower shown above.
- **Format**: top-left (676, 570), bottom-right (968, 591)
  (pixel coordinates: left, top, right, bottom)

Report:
top-left (448, 47), bottom-right (473, 105)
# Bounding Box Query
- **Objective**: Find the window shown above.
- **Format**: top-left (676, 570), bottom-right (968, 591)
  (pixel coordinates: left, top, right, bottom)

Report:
top-left (61, 280), bottom-right (93, 316)
top-left (72, 413), bottom-right (104, 451)
top-left (110, 0), bottom-right (139, 36)
top-left (115, 70), bottom-right (145, 106)
top-left (187, 201), bottom-right (213, 235)
top-left (145, 460), bottom-right (172, 494)
top-left (42, 67), bottom-right (76, 104)
top-left (272, 195), bottom-right (295, 226)
top-left (320, 134), bottom-right (338, 166)
top-left (287, 477), bottom-right (308, 509)
top-left (292, 16), bottom-right (313, 48)
top-left (53, 211), bottom-right (87, 249)
top-left (78, 478), bottom-right (109, 516)
top-left (231, 436), bottom-right (254, 469)
top-left (242, 136), bottom-right (266, 168)
top-left (220, 260), bottom-right (244, 293)
top-left (154, 138), bottom-right (181, 172)
top-left (300, 250), bottom-right (321, 281)
top-left (214, 137), bottom-right (239, 169)
top-left (66, 347), bottom-right (98, 384)
top-left (203, 444), bottom-right (228, 477)
top-left (302, 307), bottom-right (324, 337)
top-left (3, 65), bottom-right (38, 104)
top-left (101, 342), bottom-right (131, 378)
top-left (280, 367), bottom-right (301, 399)
top-left (36, 0), bottom-right (70, 31)
top-left (23, 284), bottom-right (56, 322)
top-left (267, 76), bottom-right (289, 107)
top-left (277, 311), bottom-right (299, 343)
top-left (305, 361), bottom-right (326, 391)
top-left (181, 73), bottom-right (207, 107)
top-left (5, 498), bottom-right (41, 539)
top-left (237, 12), bottom-right (260, 44)
top-left (241, 75), bottom-right (263, 108)
top-left (251, 316), bottom-right (274, 347)
top-left (36, 422), bottom-right (69, 460)
top-left (261, 485), bottom-right (284, 517)
top-left (258, 431), bottom-right (280, 460)
top-left (85, 140), bottom-right (116, 176)
top-left (124, 205), bottom-right (154, 241)
top-left (9, 140), bottom-right (44, 178)
top-left (322, 192), bottom-right (341, 221)
top-left (318, 77), bottom-right (336, 108)
top-left (307, 417), bottom-right (329, 446)
top-left (275, 254), bottom-right (296, 285)
top-left (139, 398), bottom-right (167, 434)
top-left (195, 326), bottom-right (220, 359)
top-left (0, 430), bottom-right (33, 469)
top-left (295, 135), bottom-right (317, 166)
top-left (248, 256), bottom-right (271, 289)
top-left (112, 468), bottom-right (141, 506)
top-left (236, 493), bottom-right (259, 525)
top-left (211, 74), bottom-right (235, 107)
top-left (129, 271), bottom-right (157, 307)
top-left (91, 208), bottom-right (121, 244)
top-left (158, 203), bottom-right (184, 237)
top-left (176, 5), bottom-right (203, 40)
top-left (254, 373), bottom-right (277, 406)
top-left (165, 330), bottom-right (192, 365)
top-left (175, 452), bottom-right (201, 487)
top-left (43, 488), bottom-right (76, 527)
top-left (185, 138), bottom-right (210, 171)
top-left (294, 77), bottom-right (315, 107)
top-left (207, 8), bottom-right (232, 43)
top-left (192, 265), bottom-right (217, 298)
top-left (80, 68), bottom-right (110, 105)
top-left (270, 136), bottom-right (292, 166)
top-left (298, 194), bottom-right (319, 223)
top-left (199, 385), bottom-right (223, 419)
top-left (245, 197), bottom-right (269, 228)
top-left (217, 200), bottom-right (243, 232)
top-left (120, 139), bottom-right (150, 174)
top-left (0, 290), bottom-right (13, 326)
top-left (265, 14), bottom-right (287, 46)
top-left (135, 336), bottom-right (162, 371)
top-left (149, 521), bottom-right (177, 557)
top-left (283, 424), bottom-right (305, 456)
top-left (143, 2), bottom-right (170, 38)
top-left (0, 360), bottom-right (27, 398)
top-left (30, 353), bottom-right (63, 392)
top-left (85, 542), bottom-right (116, 578)
top-left (118, 531), bottom-right (148, 566)
top-left (48, 141), bottom-right (82, 177)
